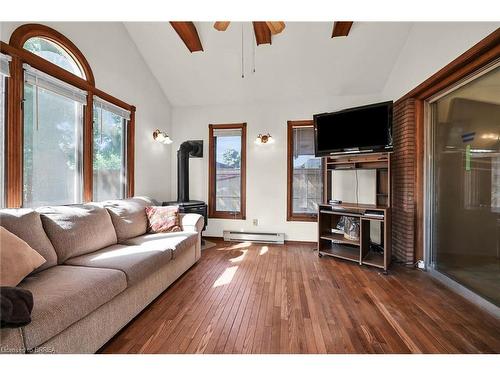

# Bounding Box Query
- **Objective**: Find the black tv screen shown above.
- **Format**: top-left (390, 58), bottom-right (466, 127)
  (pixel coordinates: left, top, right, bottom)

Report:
top-left (314, 101), bottom-right (393, 156)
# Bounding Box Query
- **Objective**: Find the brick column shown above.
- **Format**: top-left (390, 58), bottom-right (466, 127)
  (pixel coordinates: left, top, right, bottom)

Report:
top-left (391, 99), bottom-right (416, 264)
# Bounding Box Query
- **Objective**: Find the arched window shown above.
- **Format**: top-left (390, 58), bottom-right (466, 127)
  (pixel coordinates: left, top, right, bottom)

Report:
top-left (23, 37), bottom-right (86, 78)
top-left (2, 24), bottom-right (135, 208)
top-left (9, 24), bottom-right (95, 85)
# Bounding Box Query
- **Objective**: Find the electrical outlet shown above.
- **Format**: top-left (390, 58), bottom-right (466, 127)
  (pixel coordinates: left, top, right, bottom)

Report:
top-left (253, 219), bottom-right (258, 226)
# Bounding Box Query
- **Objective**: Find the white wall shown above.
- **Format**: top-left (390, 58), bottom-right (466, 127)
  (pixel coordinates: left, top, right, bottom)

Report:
top-left (3, 22), bottom-right (498, 241)
top-left (0, 22), bottom-right (173, 202)
top-left (170, 23), bottom-right (500, 242)
top-left (382, 22), bottom-right (499, 100)
top-left (170, 94), bottom-right (382, 241)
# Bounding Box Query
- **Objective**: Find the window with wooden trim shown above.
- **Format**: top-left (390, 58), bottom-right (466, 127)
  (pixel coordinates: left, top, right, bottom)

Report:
top-left (0, 53), bottom-right (9, 208)
top-left (23, 65), bottom-right (86, 207)
top-left (0, 24), bottom-right (135, 208)
top-left (23, 37), bottom-right (86, 78)
top-left (209, 123), bottom-right (246, 219)
top-left (287, 120), bottom-right (323, 221)
top-left (92, 98), bottom-right (129, 201)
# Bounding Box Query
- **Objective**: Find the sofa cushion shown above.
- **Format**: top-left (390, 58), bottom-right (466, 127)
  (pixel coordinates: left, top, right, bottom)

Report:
top-left (18, 265), bottom-right (126, 350)
top-left (145, 206), bottom-right (182, 233)
top-left (37, 205), bottom-right (118, 263)
top-left (0, 227), bottom-right (46, 287)
top-left (0, 208), bottom-right (58, 273)
top-left (123, 232), bottom-right (198, 259)
top-left (97, 197), bottom-right (154, 242)
top-left (65, 243), bottom-right (173, 286)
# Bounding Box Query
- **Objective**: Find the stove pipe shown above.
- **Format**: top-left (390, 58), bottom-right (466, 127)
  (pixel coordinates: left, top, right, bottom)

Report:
top-left (177, 141), bottom-right (202, 203)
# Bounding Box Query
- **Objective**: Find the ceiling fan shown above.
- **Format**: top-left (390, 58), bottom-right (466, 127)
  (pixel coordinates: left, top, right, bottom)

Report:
top-left (170, 21), bottom-right (354, 53)
top-left (214, 21), bottom-right (286, 34)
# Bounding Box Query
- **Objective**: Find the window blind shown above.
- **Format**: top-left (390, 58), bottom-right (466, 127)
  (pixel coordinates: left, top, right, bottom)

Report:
top-left (0, 53), bottom-right (11, 77)
top-left (23, 63), bottom-right (87, 104)
top-left (293, 126), bottom-right (315, 156)
top-left (213, 128), bottom-right (242, 137)
top-left (94, 96), bottom-right (131, 121)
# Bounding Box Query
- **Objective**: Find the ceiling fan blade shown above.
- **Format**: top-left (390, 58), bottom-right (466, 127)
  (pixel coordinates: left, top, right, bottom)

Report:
top-left (265, 22), bottom-right (285, 35)
top-left (214, 21), bottom-right (231, 31)
top-left (253, 22), bottom-right (272, 45)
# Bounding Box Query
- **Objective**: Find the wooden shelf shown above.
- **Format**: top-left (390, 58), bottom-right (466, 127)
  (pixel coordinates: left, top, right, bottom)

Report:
top-left (319, 210), bottom-right (362, 219)
top-left (319, 242), bottom-right (360, 263)
top-left (319, 151), bottom-right (391, 272)
top-left (320, 203), bottom-right (387, 210)
top-left (362, 250), bottom-right (385, 269)
top-left (362, 215), bottom-right (385, 221)
top-left (320, 232), bottom-right (360, 246)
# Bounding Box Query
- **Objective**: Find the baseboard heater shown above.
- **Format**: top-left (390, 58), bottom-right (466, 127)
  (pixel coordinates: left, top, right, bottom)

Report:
top-left (223, 230), bottom-right (285, 244)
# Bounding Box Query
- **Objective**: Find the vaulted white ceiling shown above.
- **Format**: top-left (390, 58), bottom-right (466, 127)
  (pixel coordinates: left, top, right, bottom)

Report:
top-left (124, 22), bottom-right (414, 107)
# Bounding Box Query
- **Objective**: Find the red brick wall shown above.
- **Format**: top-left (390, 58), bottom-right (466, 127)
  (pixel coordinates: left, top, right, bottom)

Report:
top-left (391, 99), bottom-right (416, 264)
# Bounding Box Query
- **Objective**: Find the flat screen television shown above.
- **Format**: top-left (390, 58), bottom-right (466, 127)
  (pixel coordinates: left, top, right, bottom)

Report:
top-left (314, 101), bottom-right (393, 157)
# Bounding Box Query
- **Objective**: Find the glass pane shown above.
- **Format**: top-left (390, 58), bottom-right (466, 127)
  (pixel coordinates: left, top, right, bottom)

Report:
top-left (215, 133), bottom-right (241, 212)
top-left (431, 66), bottom-right (500, 306)
top-left (292, 126), bottom-right (323, 214)
top-left (23, 83), bottom-right (83, 207)
top-left (0, 76), bottom-right (5, 207)
top-left (23, 37), bottom-right (85, 78)
top-left (93, 104), bottom-right (127, 201)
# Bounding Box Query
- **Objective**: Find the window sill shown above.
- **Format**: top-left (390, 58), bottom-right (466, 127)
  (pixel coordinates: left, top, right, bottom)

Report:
top-left (287, 214), bottom-right (318, 222)
top-left (209, 212), bottom-right (246, 220)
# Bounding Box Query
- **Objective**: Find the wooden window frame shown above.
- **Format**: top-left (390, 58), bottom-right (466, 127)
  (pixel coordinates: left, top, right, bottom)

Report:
top-left (287, 120), bottom-right (324, 222)
top-left (0, 24), bottom-right (135, 208)
top-left (208, 123), bottom-right (246, 220)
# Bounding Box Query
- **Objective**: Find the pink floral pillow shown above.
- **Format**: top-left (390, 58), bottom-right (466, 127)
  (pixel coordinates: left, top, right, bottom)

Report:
top-left (145, 206), bottom-right (182, 233)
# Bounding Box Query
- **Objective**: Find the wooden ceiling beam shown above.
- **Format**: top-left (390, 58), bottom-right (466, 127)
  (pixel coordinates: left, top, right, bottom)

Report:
top-left (331, 22), bottom-right (353, 37)
top-left (170, 22), bottom-right (203, 52)
top-left (253, 22), bottom-right (272, 46)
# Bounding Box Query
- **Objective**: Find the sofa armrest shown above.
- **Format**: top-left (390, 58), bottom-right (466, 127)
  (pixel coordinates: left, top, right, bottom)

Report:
top-left (180, 213), bottom-right (204, 233)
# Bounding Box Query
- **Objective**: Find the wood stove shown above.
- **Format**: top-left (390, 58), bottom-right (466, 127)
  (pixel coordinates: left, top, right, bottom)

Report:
top-left (163, 140), bottom-right (207, 232)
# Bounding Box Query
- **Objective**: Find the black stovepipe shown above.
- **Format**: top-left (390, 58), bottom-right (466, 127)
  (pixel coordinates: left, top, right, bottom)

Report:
top-left (177, 141), bottom-right (201, 203)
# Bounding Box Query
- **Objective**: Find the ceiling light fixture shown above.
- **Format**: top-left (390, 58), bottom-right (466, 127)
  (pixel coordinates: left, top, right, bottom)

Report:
top-left (153, 129), bottom-right (173, 144)
top-left (255, 133), bottom-right (274, 145)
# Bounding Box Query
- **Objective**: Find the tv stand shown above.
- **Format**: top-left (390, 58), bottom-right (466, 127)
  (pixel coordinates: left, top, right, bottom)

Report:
top-left (318, 152), bottom-right (391, 273)
top-left (318, 203), bottom-right (391, 272)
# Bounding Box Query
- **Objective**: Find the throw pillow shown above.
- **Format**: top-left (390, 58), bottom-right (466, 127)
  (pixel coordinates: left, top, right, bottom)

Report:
top-left (145, 206), bottom-right (182, 233)
top-left (0, 227), bottom-right (46, 287)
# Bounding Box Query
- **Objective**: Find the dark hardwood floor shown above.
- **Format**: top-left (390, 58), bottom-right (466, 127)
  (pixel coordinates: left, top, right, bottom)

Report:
top-left (100, 240), bottom-right (500, 354)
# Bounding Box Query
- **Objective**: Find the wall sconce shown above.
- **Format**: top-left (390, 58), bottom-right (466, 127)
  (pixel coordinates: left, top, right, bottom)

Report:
top-left (255, 133), bottom-right (275, 145)
top-left (153, 129), bottom-right (173, 144)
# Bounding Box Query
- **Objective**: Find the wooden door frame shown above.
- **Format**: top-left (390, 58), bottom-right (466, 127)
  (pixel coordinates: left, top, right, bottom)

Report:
top-left (395, 28), bottom-right (500, 261)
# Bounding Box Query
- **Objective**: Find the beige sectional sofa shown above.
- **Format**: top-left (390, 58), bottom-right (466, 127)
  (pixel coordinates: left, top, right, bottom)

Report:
top-left (0, 197), bottom-right (204, 354)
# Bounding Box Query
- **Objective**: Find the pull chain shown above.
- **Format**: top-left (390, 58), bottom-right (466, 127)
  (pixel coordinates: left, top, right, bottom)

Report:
top-left (252, 30), bottom-right (256, 74)
top-left (241, 24), bottom-right (245, 78)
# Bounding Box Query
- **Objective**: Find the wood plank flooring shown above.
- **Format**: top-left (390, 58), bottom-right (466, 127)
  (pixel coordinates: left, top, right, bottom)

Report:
top-left (100, 240), bottom-right (500, 354)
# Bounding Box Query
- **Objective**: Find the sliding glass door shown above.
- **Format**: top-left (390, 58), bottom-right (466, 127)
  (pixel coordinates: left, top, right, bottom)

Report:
top-left (428, 63), bottom-right (500, 306)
